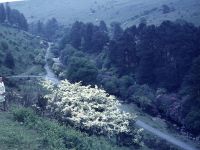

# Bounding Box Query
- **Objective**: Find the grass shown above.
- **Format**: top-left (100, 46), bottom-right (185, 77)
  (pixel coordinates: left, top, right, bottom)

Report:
top-left (0, 111), bottom-right (41, 150)
top-left (0, 107), bottom-right (130, 150)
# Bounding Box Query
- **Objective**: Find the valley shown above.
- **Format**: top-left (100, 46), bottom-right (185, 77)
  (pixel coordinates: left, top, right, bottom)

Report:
top-left (0, 1), bottom-right (200, 149)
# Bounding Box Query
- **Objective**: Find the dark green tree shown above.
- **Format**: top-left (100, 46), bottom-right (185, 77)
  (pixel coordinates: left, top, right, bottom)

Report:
top-left (110, 22), bottom-right (123, 40)
top-left (44, 18), bottom-right (58, 41)
top-left (70, 21), bottom-right (84, 49)
top-left (67, 57), bottom-right (98, 85)
top-left (4, 51), bottom-right (15, 69)
top-left (99, 20), bottom-right (108, 33)
top-left (181, 56), bottom-right (200, 135)
top-left (0, 4), bottom-right (6, 23)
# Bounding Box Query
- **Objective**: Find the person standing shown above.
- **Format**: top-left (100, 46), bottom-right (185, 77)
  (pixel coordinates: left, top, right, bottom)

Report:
top-left (0, 77), bottom-right (6, 111)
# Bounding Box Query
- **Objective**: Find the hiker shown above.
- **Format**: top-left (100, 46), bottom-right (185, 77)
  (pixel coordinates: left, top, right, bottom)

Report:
top-left (0, 77), bottom-right (6, 111)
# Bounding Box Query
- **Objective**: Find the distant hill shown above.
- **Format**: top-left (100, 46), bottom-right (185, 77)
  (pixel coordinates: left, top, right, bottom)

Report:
top-left (0, 25), bottom-right (45, 76)
top-left (11, 0), bottom-right (200, 27)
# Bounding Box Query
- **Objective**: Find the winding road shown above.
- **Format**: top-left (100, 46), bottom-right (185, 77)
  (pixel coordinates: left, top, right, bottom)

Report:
top-left (44, 42), bottom-right (60, 84)
top-left (136, 120), bottom-right (197, 150)
top-left (8, 42), bottom-right (199, 150)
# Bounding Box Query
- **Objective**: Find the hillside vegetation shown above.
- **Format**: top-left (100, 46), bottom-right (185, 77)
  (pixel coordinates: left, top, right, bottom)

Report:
top-left (54, 20), bottom-right (200, 137)
top-left (0, 25), bottom-right (45, 76)
top-left (0, 107), bottom-right (129, 150)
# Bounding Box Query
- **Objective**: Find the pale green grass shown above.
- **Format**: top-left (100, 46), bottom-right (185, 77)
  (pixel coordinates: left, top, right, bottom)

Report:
top-left (0, 111), bottom-right (41, 150)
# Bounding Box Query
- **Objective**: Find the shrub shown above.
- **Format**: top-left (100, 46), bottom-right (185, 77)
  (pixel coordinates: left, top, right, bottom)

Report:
top-left (12, 107), bottom-right (37, 123)
top-left (127, 84), bottom-right (156, 115)
top-left (4, 51), bottom-right (15, 69)
top-left (67, 57), bottom-right (98, 85)
top-left (12, 107), bottom-right (130, 150)
top-left (42, 80), bottom-right (142, 146)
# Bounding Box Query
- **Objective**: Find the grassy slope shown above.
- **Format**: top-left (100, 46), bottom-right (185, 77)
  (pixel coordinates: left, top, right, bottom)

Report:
top-left (0, 111), bottom-right (41, 150)
top-left (11, 0), bottom-right (200, 27)
top-left (0, 107), bottom-right (130, 150)
top-left (0, 25), bottom-right (45, 76)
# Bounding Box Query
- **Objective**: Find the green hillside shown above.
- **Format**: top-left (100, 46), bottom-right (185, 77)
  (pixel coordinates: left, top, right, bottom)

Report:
top-left (0, 25), bottom-right (45, 76)
top-left (0, 107), bottom-right (130, 150)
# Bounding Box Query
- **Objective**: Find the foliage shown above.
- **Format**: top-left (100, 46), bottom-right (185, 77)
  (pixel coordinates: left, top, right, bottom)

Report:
top-left (10, 107), bottom-right (130, 150)
top-left (67, 57), bottom-right (98, 85)
top-left (181, 56), bottom-right (200, 135)
top-left (0, 24), bottom-right (44, 76)
top-left (42, 80), bottom-right (142, 145)
top-left (0, 4), bottom-right (28, 31)
top-left (128, 85), bottom-right (155, 112)
top-left (68, 21), bottom-right (109, 53)
top-left (4, 51), bottom-right (15, 69)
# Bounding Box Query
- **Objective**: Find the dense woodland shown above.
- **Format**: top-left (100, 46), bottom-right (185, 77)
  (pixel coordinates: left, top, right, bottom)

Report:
top-left (52, 20), bottom-right (200, 136)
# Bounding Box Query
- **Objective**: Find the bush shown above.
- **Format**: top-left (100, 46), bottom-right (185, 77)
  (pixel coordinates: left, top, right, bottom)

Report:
top-left (12, 107), bottom-right (37, 123)
top-left (42, 80), bottom-right (143, 146)
top-left (127, 84), bottom-right (156, 115)
top-left (184, 109), bottom-right (200, 135)
top-left (12, 107), bottom-right (130, 150)
top-left (67, 57), bottom-right (98, 85)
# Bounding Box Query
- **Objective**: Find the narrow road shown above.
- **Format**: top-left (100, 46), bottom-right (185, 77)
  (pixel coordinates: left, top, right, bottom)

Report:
top-left (7, 42), bottom-right (60, 84)
top-left (120, 104), bottom-right (198, 150)
top-left (136, 120), bottom-right (197, 150)
top-left (44, 42), bottom-right (60, 84)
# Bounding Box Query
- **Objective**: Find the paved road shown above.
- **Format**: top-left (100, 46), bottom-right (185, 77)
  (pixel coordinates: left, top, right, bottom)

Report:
top-left (44, 42), bottom-right (60, 84)
top-left (136, 120), bottom-right (198, 150)
top-left (120, 104), bottom-right (198, 150)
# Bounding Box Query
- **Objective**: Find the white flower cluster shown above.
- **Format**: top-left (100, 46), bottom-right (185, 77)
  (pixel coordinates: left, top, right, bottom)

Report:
top-left (42, 80), bottom-right (137, 136)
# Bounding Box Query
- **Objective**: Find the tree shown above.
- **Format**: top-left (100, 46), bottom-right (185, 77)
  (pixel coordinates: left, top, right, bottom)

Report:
top-left (136, 25), bottom-right (157, 86)
top-left (91, 29), bottom-right (109, 53)
top-left (82, 22), bottom-right (94, 51)
top-left (0, 4), bottom-right (6, 23)
top-left (4, 51), bottom-right (15, 69)
top-left (67, 57), bottom-right (98, 85)
top-left (110, 22), bottom-right (123, 40)
top-left (44, 18), bottom-right (59, 41)
top-left (99, 20), bottom-right (108, 33)
top-left (70, 21), bottom-right (84, 49)
top-left (5, 3), bottom-right (11, 23)
top-left (181, 56), bottom-right (200, 135)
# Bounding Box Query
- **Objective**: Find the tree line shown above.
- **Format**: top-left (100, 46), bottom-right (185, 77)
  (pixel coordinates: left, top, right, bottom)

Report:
top-left (0, 3), bottom-right (28, 31)
top-left (29, 18), bottom-right (59, 41)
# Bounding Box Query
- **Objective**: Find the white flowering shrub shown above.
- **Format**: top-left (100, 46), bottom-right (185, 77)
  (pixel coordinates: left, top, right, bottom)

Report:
top-left (42, 80), bottom-right (142, 145)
